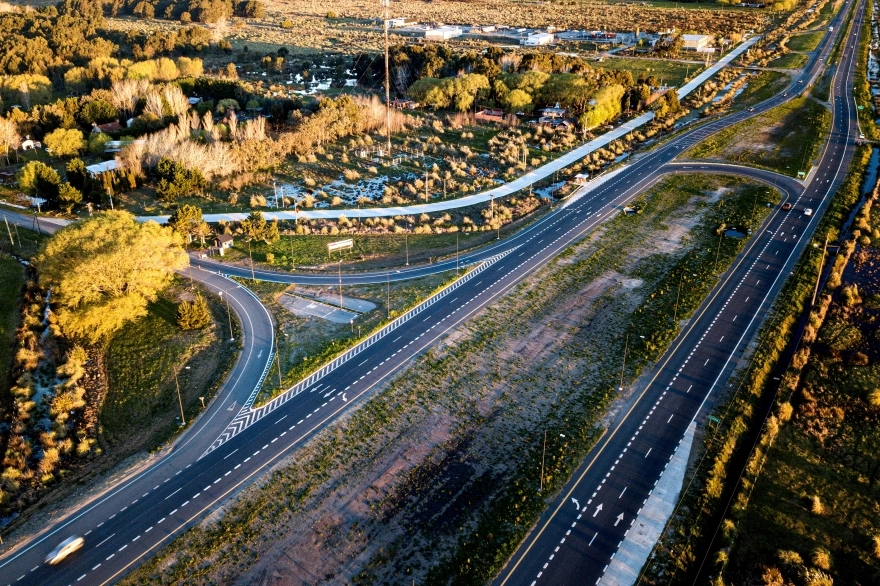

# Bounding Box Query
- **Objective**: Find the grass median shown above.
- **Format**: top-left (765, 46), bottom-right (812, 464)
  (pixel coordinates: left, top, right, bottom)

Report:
top-left (685, 96), bottom-right (831, 177)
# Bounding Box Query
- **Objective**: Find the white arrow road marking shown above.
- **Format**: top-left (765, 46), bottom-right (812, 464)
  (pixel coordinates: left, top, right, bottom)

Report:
top-left (342, 393), bottom-right (347, 402)
top-left (323, 388), bottom-right (335, 398)
top-left (571, 498), bottom-right (580, 510)
top-left (593, 503), bottom-right (603, 517)
top-left (257, 350), bottom-right (263, 359)
top-left (614, 513), bottom-right (624, 527)
top-left (227, 402), bottom-right (236, 411)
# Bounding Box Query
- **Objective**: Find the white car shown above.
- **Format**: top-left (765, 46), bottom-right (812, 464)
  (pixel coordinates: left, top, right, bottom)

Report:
top-left (804, 208), bottom-right (814, 216)
top-left (859, 133), bottom-right (866, 139)
top-left (44, 536), bottom-right (84, 565)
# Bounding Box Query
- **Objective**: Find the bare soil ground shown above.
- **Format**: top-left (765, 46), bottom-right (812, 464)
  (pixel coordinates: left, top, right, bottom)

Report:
top-left (119, 175), bottom-right (765, 586)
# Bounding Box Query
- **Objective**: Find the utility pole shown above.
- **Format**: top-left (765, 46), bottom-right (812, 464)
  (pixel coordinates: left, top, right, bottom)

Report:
top-left (673, 270), bottom-right (683, 324)
top-left (248, 240), bottom-right (255, 280)
top-left (405, 225), bottom-right (409, 266)
top-left (456, 232), bottom-right (459, 274)
top-left (382, 0), bottom-right (392, 160)
top-left (275, 335), bottom-right (283, 391)
top-left (3, 216), bottom-right (13, 246)
top-left (219, 291), bottom-right (234, 341)
top-left (386, 270), bottom-right (390, 319)
top-left (338, 260), bottom-right (343, 310)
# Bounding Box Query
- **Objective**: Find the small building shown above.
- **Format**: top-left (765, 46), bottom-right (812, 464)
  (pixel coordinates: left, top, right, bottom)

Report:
top-left (385, 17), bottom-right (414, 27)
top-left (92, 120), bottom-right (124, 133)
top-left (539, 103), bottom-right (567, 119)
top-left (20, 137), bottom-right (42, 151)
top-left (424, 26), bottom-right (463, 40)
top-left (390, 98), bottom-right (419, 109)
top-left (572, 173), bottom-right (590, 185)
top-left (681, 34), bottom-right (712, 51)
top-left (475, 108), bottom-right (505, 123)
top-left (522, 32), bottom-right (554, 46)
top-left (215, 234), bottom-right (234, 253)
top-left (85, 160), bottom-right (123, 176)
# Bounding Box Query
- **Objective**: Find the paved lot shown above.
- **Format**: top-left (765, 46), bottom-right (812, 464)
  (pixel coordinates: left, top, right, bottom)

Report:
top-left (279, 294), bottom-right (359, 323)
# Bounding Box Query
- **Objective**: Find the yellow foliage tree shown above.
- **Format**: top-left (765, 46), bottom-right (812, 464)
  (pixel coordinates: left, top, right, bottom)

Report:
top-left (37, 211), bottom-right (188, 343)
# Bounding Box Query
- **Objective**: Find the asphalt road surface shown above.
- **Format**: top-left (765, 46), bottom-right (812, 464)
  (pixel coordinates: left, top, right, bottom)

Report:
top-left (494, 1), bottom-right (864, 584)
top-left (0, 2), bottom-right (862, 582)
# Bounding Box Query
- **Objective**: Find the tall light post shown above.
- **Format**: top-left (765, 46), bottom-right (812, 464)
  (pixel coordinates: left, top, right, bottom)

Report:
top-left (175, 366), bottom-right (190, 426)
top-left (619, 334), bottom-right (630, 391)
top-left (218, 290), bottom-right (234, 341)
top-left (248, 240), bottom-right (255, 280)
top-left (812, 234), bottom-right (831, 306)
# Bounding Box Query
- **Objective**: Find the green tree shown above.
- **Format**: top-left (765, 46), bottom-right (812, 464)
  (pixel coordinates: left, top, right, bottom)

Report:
top-left (167, 204), bottom-right (210, 244)
top-left (407, 77), bottom-right (453, 109)
top-left (79, 99), bottom-right (119, 126)
top-left (36, 211), bottom-right (188, 343)
top-left (177, 294), bottom-right (211, 330)
top-left (58, 183), bottom-right (82, 214)
top-left (88, 132), bottom-right (112, 155)
top-left (17, 161), bottom-right (61, 204)
top-left (503, 89), bottom-right (532, 112)
top-left (240, 211), bottom-right (279, 244)
top-left (65, 158), bottom-right (88, 191)
top-left (44, 128), bottom-right (85, 158)
top-left (155, 157), bottom-right (207, 201)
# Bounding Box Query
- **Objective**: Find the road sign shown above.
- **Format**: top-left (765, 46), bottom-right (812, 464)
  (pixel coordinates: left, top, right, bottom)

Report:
top-left (858, 105), bottom-right (865, 110)
top-left (327, 239), bottom-right (353, 253)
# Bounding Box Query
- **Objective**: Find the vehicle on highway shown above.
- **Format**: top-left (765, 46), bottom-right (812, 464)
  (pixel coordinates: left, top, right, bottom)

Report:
top-left (804, 208), bottom-right (813, 216)
top-left (829, 26), bottom-right (834, 31)
top-left (44, 536), bottom-right (84, 565)
top-left (782, 202), bottom-right (792, 211)
top-left (860, 132), bottom-right (866, 139)
top-left (748, 107), bottom-right (755, 112)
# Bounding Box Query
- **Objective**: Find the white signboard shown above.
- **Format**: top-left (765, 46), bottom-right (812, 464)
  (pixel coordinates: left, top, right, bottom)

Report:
top-left (327, 239), bottom-right (354, 253)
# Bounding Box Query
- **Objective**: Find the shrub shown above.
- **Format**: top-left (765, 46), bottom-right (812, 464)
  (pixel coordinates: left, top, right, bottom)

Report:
top-left (761, 566), bottom-right (784, 586)
top-left (177, 295), bottom-right (211, 330)
top-left (280, 19), bottom-right (293, 28)
top-left (811, 547), bottom-right (831, 570)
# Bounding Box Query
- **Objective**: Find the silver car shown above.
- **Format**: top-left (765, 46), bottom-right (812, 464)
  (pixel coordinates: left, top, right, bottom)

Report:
top-left (45, 536), bottom-right (84, 565)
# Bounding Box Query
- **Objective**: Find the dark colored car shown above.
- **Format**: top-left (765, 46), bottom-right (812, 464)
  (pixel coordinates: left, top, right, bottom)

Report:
top-left (782, 203), bottom-right (792, 211)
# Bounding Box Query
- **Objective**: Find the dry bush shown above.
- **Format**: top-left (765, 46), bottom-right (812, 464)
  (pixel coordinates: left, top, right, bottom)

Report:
top-left (811, 547), bottom-right (832, 571)
top-left (809, 495), bottom-right (825, 516)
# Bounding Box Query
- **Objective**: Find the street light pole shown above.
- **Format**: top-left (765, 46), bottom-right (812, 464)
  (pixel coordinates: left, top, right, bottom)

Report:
top-left (619, 333), bottom-right (630, 391)
top-left (714, 229), bottom-right (724, 272)
top-left (248, 240), bottom-right (255, 280)
top-left (673, 270), bottom-right (684, 324)
top-left (386, 270), bottom-right (390, 319)
top-left (174, 367), bottom-right (188, 426)
top-left (539, 430), bottom-right (547, 493)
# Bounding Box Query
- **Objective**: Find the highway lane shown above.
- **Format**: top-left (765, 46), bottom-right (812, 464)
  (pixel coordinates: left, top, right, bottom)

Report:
top-left (494, 0), bottom-right (864, 584)
top-left (0, 8), bottom-right (854, 583)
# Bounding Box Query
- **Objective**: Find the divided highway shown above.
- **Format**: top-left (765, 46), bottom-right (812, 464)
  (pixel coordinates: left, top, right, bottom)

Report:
top-left (495, 1), bottom-right (864, 584)
top-left (0, 2), bottom-right (862, 583)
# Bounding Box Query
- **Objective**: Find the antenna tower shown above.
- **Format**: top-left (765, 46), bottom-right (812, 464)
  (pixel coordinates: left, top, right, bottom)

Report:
top-left (383, 0), bottom-right (392, 160)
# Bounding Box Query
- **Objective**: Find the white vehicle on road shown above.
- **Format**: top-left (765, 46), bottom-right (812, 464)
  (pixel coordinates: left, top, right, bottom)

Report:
top-left (804, 208), bottom-right (814, 216)
top-left (44, 536), bottom-right (84, 565)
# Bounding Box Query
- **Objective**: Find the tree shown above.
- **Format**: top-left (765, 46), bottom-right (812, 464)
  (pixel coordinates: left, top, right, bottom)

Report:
top-left (167, 204), bottom-right (210, 244)
top-left (240, 211), bottom-right (279, 244)
top-left (44, 128), bottom-right (85, 158)
top-left (36, 211), bottom-right (188, 343)
top-left (58, 183), bottom-right (82, 213)
top-left (236, 1), bottom-right (265, 18)
top-left (0, 117), bottom-right (21, 165)
top-left (503, 89), bottom-right (532, 112)
top-left (79, 99), bottom-right (119, 126)
top-left (66, 158), bottom-right (88, 191)
top-left (177, 294), bottom-right (211, 329)
top-left (17, 161), bottom-right (61, 204)
top-left (155, 157), bottom-right (207, 201)
top-left (88, 132), bottom-right (112, 155)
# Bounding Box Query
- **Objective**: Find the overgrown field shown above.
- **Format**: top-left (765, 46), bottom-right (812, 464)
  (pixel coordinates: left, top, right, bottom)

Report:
top-left (685, 96), bottom-right (831, 176)
top-left (0, 256), bottom-right (24, 398)
top-left (118, 173), bottom-right (776, 586)
top-left (724, 176), bottom-right (880, 585)
top-left (786, 30), bottom-right (826, 52)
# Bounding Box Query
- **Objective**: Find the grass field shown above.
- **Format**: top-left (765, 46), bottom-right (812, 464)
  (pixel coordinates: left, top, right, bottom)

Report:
top-left (787, 30), bottom-right (825, 52)
top-left (598, 57), bottom-right (696, 87)
top-left (0, 256), bottom-right (25, 398)
top-left (686, 96), bottom-right (831, 176)
top-left (768, 52), bottom-right (809, 68)
top-left (101, 281), bottom-right (238, 453)
top-left (734, 71), bottom-right (791, 109)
